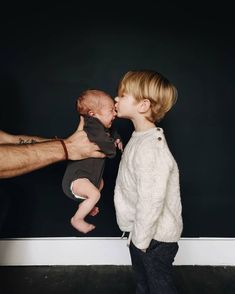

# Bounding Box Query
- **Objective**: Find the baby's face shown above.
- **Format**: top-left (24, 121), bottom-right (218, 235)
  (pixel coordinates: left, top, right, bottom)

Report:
top-left (95, 97), bottom-right (116, 128)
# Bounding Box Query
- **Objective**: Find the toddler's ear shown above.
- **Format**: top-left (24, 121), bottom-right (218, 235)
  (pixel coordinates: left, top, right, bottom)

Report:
top-left (138, 99), bottom-right (151, 113)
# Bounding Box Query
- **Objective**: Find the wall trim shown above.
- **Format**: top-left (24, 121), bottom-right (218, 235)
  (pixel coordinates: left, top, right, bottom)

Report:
top-left (0, 237), bottom-right (235, 266)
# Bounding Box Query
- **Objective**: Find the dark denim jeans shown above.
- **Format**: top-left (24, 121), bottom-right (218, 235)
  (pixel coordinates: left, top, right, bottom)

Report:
top-left (129, 239), bottom-right (179, 294)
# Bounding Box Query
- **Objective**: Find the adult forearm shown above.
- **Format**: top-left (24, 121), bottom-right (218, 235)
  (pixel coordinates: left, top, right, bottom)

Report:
top-left (0, 117), bottom-right (105, 179)
top-left (0, 130), bottom-right (48, 144)
top-left (0, 141), bottom-right (65, 178)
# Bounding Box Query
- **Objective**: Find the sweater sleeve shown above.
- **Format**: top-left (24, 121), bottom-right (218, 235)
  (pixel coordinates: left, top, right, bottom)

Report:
top-left (131, 140), bottom-right (172, 250)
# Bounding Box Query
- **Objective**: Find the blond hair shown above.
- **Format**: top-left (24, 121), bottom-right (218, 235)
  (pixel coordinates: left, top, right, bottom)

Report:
top-left (76, 89), bottom-right (112, 114)
top-left (118, 70), bottom-right (178, 122)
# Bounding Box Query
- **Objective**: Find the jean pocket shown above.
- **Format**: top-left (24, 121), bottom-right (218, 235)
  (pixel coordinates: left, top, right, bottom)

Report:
top-left (147, 239), bottom-right (161, 252)
top-left (147, 240), bottom-right (178, 257)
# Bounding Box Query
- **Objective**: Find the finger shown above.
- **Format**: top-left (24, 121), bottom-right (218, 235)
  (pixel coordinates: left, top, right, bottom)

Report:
top-left (77, 116), bottom-right (84, 131)
top-left (92, 151), bottom-right (106, 158)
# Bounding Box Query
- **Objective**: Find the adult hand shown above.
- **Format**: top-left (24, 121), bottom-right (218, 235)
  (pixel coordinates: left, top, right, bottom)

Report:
top-left (64, 116), bottom-right (105, 160)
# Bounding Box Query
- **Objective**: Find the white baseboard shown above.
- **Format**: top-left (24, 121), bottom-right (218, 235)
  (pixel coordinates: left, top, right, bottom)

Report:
top-left (0, 237), bottom-right (235, 266)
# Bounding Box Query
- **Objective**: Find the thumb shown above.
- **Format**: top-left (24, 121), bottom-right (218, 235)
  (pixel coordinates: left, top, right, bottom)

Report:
top-left (77, 116), bottom-right (84, 131)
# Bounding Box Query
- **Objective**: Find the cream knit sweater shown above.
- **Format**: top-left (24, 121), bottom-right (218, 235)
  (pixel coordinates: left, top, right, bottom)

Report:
top-left (114, 127), bottom-right (183, 250)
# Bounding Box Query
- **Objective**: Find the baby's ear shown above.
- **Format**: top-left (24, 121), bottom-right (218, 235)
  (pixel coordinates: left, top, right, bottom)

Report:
top-left (88, 110), bottom-right (95, 116)
top-left (138, 99), bottom-right (151, 113)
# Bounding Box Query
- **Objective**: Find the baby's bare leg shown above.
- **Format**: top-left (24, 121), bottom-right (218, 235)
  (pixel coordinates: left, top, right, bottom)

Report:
top-left (71, 179), bottom-right (100, 233)
top-left (89, 178), bottom-right (104, 216)
top-left (99, 178), bottom-right (104, 191)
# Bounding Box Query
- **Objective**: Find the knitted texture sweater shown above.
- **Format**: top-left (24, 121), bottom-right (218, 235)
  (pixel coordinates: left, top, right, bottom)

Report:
top-left (114, 127), bottom-right (183, 250)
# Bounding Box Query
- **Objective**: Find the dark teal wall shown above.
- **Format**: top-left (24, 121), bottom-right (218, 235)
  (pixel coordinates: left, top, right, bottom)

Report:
top-left (0, 5), bottom-right (234, 237)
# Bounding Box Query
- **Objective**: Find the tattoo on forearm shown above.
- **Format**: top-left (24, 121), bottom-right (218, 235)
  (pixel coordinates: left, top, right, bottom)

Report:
top-left (19, 138), bottom-right (37, 144)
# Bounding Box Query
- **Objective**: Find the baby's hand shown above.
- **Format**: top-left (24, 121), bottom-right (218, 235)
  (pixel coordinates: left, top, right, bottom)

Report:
top-left (114, 138), bottom-right (123, 152)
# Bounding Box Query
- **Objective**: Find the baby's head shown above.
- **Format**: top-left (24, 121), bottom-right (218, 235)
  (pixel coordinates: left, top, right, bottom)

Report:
top-left (117, 70), bottom-right (178, 122)
top-left (76, 89), bottom-right (116, 128)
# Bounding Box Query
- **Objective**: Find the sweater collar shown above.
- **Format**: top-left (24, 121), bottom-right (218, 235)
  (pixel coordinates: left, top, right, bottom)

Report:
top-left (132, 127), bottom-right (160, 137)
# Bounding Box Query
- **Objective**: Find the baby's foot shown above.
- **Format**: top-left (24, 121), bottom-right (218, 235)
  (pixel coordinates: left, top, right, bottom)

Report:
top-left (89, 206), bottom-right (99, 216)
top-left (71, 217), bottom-right (95, 234)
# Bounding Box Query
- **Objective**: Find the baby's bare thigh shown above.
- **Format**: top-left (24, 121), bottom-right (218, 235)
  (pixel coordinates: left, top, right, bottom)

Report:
top-left (72, 178), bottom-right (99, 198)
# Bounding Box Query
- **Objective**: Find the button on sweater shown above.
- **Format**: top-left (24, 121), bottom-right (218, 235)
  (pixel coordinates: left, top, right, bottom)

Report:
top-left (114, 127), bottom-right (183, 250)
